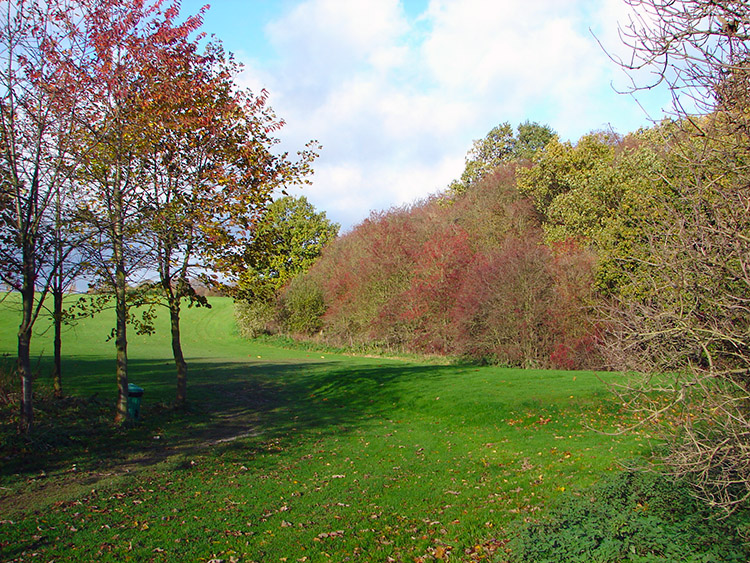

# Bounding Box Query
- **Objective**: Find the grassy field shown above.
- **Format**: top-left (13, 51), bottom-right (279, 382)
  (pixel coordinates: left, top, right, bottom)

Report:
top-left (0, 294), bottom-right (650, 562)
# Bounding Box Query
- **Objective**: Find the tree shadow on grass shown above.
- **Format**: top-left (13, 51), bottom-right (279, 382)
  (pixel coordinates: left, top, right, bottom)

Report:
top-left (0, 354), bottom-right (455, 504)
top-left (168, 355), bottom-right (455, 449)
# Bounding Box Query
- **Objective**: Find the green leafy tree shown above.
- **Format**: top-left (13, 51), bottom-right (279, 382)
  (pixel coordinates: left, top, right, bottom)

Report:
top-left (235, 195), bottom-right (338, 335)
top-left (514, 120), bottom-right (559, 160)
top-left (517, 129), bottom-right (662, 245)
top-left (449, 121), bottom-right (555, 196)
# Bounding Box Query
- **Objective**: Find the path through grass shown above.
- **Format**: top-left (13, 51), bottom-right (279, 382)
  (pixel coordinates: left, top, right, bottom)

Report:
top-left (0, 295), bottom-right (648, 562)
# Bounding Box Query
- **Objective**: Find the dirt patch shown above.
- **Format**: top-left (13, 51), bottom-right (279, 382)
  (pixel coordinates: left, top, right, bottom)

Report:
top-left (0, 408), bottom-right (264, 518)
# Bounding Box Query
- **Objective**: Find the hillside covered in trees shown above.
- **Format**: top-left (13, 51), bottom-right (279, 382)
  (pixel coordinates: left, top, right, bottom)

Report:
top-left (238, 123), bottom-right (656, 370)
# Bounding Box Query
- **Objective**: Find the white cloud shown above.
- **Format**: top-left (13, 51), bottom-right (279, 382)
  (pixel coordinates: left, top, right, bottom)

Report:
top-left (234, 0), bottom-right (672, 230)
top-left (289, 153), bottom-right (465, 233)
top-left (422, 2), bottom-right (590, 93)
top-left (265, 0), bottom-right (408, 91)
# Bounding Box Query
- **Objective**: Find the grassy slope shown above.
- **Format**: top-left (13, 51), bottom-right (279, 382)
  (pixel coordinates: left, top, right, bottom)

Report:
top-left (0, 293), bottom-right (647, 562)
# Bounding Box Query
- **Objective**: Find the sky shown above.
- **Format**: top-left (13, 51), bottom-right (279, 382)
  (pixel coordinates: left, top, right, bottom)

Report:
top-left (179, 0), bottom-right (673, 231)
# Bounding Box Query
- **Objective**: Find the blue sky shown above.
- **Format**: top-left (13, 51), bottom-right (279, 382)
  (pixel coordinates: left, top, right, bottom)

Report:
top-left (180, 0), bottom-right (673, 231)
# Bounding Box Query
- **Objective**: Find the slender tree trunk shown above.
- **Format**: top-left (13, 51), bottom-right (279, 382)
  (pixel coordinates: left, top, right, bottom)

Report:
top-left (18, 282), bottom-right (34, 434)
top-left (17, 223), bottom-right (37, 433)
top-left (160, 241), bottom-right (190, 408)
top-left (113, 177), bottom-right (128, 423)
top-left (51, 273), bottom-right (63, 399)
top-left (51, 190), bottom-right (64, 399)
top-left (114, 258), bottom-right (128, 423)
top-left (169, 297), bottom-right (188, 408)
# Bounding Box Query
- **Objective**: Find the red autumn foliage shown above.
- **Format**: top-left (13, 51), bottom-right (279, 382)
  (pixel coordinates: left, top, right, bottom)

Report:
top-left (311, 205), bottom-right (427, 347)
top-left (391, 225), bottom-right (473, 354)
top-left (451, 239), bottom-right (550, 365)
top-left (279, 164), bottom-right (602, 368)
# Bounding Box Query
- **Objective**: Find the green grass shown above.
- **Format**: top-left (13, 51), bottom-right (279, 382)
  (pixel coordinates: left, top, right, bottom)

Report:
top-left (0, 293), bottom-right (650, 562)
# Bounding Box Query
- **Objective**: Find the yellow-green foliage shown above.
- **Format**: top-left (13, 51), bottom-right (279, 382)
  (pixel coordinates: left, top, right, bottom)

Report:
top-left (517, 130), bottom-right (659, 245)
top-left (237, 195), bottom-right (339, 304)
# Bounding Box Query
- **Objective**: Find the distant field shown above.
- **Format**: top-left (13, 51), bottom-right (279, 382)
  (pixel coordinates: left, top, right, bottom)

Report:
top-left (0, 293), bottom-right (647, 562)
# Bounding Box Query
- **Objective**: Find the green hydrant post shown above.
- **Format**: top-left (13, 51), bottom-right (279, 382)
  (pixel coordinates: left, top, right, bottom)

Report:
top-left (127, 383), bottom-right (144, 421)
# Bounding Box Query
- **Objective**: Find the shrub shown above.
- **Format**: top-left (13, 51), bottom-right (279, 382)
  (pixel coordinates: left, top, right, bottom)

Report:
top-left (382, 225), bottom-right (473, 354)
top-left (270, 163), bottom-right (602, 366)
top-left (279, 274), bottom-right (326, 335)
top-left (234, 300), bottom-right (277, 338)
top-left (318, 205), bottom-right (429, 348)
top-left (509, 470), bottom-right (750, 563)
top-left (452, 238), bottom-right (556, 367)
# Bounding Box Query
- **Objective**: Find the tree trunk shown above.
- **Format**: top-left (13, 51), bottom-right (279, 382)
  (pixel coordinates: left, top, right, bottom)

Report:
top-left (51, 190), bottom-right (65, 399)
top-left (17, 236), bottom-right (36, 434)
top-left (52, 283), bottom-right (63, 399)
top-left (17, 285), bottom-right (34, 434)
top-left (114, 260), bottom-right (129, 423)
top-left (169, 298), bottom-right (188, 408)
top-left (113, 174), bottom-right (129, 424)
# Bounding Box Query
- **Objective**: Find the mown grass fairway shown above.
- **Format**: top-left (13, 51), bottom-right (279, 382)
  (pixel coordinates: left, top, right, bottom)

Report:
top-left (0, 295), bottom-right (647, 562)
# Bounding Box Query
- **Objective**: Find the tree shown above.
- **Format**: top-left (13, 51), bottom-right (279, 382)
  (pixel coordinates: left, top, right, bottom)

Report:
top-left (137, 38), bottom-right (319, 407)
top-left (75, 0), bottom-right (206, 423)
top-left (515, 120), bottom-right (559, 160)
top-left (448, 121), bottom-right (555, 196)
top-left (48, 179), bottom-right (93, 398)
top-left (516, 129), bottom-right (658, 245)
top-left (235, 195), bottom-right (337, 337)
top-left (0, 0), bottom-right (93, 432)
top-left (238, 195), bottom-right (338, 303)
top-left (604, 0), bottom-right (750, 512)
top-left (121, 16), bottom-right (214, 410)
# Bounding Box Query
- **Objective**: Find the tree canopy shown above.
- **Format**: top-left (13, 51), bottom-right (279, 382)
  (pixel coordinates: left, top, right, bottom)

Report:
top-left (237, 195), bottom-right (339, 305)
top-left (448, 121), bottom-right (555, 196)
